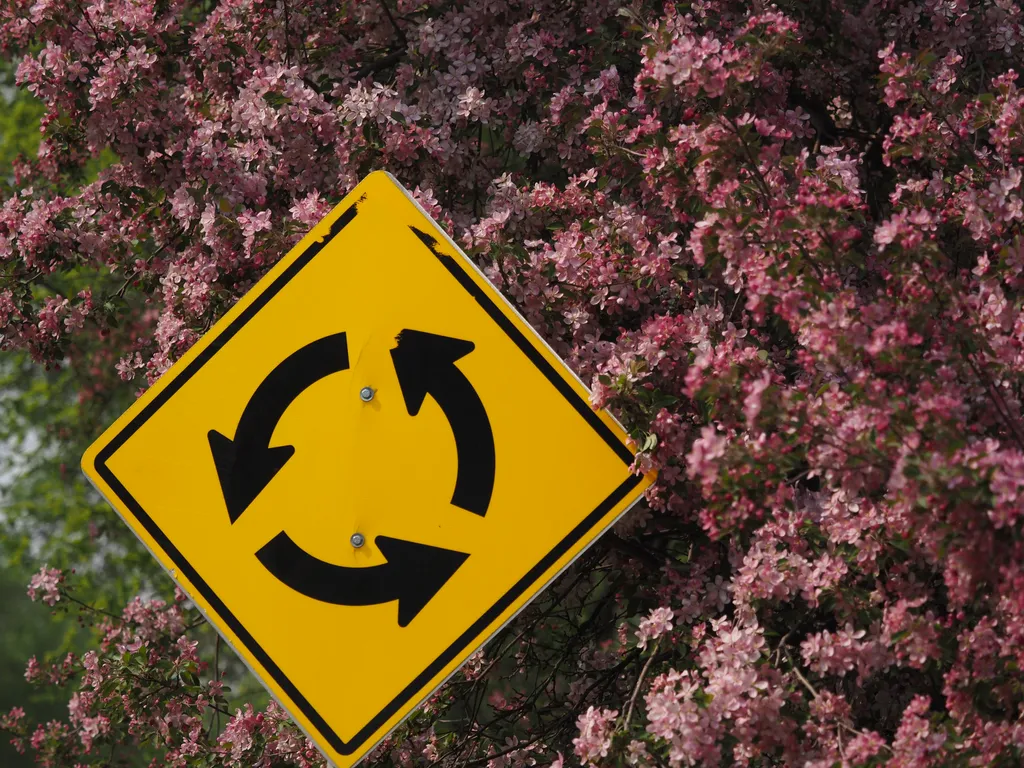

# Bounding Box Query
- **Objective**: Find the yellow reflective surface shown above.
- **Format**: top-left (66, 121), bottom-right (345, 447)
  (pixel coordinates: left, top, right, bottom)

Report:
top-left (82, 171), bottom-right (654, 767)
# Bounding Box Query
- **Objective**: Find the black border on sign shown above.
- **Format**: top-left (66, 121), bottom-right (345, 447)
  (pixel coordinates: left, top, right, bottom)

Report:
top-left (93, 200), bottom-right (643, 756)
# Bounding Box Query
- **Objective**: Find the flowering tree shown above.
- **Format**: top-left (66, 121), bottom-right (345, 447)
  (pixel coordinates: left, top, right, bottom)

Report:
top-left (2, 0), bottom-right (1024, 765)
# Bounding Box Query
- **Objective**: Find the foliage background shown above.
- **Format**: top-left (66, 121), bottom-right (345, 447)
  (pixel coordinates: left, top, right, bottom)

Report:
top-left (1, 1), bottom-right (1024, 767)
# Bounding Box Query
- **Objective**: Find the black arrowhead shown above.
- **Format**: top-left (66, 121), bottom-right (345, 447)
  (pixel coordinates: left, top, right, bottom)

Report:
top-left (390, 330), bottom-right (495, 517)
top-left (390, 330), bottom-right (476, 415)
top-left (208, 431), bottom-right (295, 523)
top-left (376, 536), bottom-right (469, 626)
top-left (209, 333), bottom-right (349, 523)
top-left (255, 531), bottom-right (468, 627)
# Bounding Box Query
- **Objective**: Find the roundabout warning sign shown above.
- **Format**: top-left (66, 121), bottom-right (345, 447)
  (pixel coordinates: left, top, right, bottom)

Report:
top-left (82, 171), bottom-right (653, 767)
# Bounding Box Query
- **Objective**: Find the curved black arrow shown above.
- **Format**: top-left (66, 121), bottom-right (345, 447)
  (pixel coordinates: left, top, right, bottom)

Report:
top-left (257, 531), bottom-right (469, 627)
top-left (209, 333), bottom-right (349, 523)
top-left (389, 330), bottom-right (495, 517)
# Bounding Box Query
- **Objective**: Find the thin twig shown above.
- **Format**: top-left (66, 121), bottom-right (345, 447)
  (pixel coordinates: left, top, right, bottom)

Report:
top-left (624, 641), bottom-right (659, 729)
top-left (604, 533), bottom-right (663, 570)
top-left (281, 0), bottom-right (293, 64)
top-left (214, 634), bottom-right (222, 734)
top-left (964, 350), bottom-right (1024, 452)
top-left (376, 0), bottom-right (407, 44)
top-left (782, 644), bottom-right (819, 699)
top-left (353, 48), bottom-right (405, 79)
top-left (62, 591), bottom-right (122, 620)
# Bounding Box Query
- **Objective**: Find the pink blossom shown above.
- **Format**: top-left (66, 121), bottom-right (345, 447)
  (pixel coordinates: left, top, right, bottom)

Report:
top-left (573, 706), bottom-right (617, 765)
top-left (685, 425), bottom-right (728, 485)
top-left (4, 0), bottom-right (1024, 764)
top-left (236, 209), bottom-right (272, 258)
top-left (289, 191), bottom-right (333, 228)
top-left (26, 566), bottom-right (62, 606)
top-left (636, 607), bottom-right (674, 650)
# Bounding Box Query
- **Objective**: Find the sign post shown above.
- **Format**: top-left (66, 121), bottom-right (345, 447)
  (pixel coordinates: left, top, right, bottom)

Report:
top-left (82, 171), bottom-right (653, 767)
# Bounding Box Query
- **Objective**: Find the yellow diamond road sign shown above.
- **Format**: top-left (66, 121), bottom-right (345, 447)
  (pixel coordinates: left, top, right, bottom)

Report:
top-left (82, 171), bottom-right (653, 767)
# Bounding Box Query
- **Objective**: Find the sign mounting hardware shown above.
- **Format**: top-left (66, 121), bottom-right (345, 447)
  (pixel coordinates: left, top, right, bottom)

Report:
top-left (82, 171), bottom-right (654, 768)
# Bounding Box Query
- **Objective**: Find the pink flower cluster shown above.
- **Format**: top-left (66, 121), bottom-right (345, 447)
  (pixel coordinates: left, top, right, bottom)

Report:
top-left (636, 607), bottom-right (674, 650)
top-left (2, 0), bottom-right (1024, 766)
top-left (573, 706), bottom-right (617, 765)
top-left (25, 565), bottom-right (63, 607)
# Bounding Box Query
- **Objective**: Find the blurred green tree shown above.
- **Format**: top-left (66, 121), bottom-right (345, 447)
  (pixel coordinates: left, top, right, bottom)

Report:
top-left (0, 564), bottom-right (75, 768)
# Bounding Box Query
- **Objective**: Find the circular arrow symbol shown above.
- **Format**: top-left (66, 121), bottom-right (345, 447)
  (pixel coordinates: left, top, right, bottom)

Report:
top-left (207, 329), bottom-right (494, 625)
top-left (208, 332), bottom-right (350, 523)
top-left (256, 532), bottom-right (469, 627)
top-left (390, 330), bottom-right (496, 517)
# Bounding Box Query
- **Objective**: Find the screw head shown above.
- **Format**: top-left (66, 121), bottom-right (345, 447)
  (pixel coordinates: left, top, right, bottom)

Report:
top-left (350, 533), bottom-right (365, 548)
top-left (359, 386), bottom-right (375, 402)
